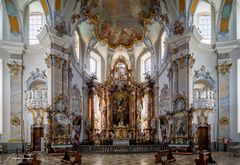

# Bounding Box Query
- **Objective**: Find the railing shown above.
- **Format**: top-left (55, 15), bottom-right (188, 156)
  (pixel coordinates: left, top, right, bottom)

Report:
top-left (75, 145), bottom-right (164, 153)
top-left (192, 98), bottom-right (214, 109)
top-left (26, 90), bottom-right (48, 109)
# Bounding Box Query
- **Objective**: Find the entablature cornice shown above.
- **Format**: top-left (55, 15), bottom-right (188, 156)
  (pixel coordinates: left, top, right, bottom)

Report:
top-left (215, 40), bottom-right (240, 54)
top-left (0, 40), bottom-right (24, 54)
top-left (38, 25), bottom-right (74, 51)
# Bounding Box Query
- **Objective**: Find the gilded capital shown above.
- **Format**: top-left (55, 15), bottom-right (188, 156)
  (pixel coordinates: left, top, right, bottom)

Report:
top-left (45, 54), bottom-right (65, 69)
top-left (217, 62), bottom-right (232, 75)
top-left (7, 61), bottom-right (24, 76)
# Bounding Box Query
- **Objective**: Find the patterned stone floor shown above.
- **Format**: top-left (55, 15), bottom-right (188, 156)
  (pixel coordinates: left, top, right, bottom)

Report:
top-left (1, 152), bottom-right (240, 165)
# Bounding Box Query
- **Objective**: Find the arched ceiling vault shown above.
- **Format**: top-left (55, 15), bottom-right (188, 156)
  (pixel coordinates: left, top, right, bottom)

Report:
top-left (71, 0), bottom-right (175, 63)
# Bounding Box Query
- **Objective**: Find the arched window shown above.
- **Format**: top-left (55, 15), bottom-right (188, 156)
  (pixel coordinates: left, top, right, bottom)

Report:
top-left (198, 13), bottom-right (211, 39)
top-left (193, 1), bottom-right (211, 43)
top-left (28, 1), bottom-right (45, 45)
top-left (144, 57), bottom-right (151, 74)
top-left (161, 31), bottom-right (167, 61)
top-left (140, 52), bottom-right (151, 82)
top-left (90, 57), bottom-right (97, 75)
top-left (89, 52), bottom-right (102, 82)
top-left (74, 31), bottom-right (80, 60)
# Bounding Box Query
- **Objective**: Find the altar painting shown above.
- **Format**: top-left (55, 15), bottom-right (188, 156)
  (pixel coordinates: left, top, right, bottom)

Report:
top-left (53, 113), bottom-right (69, 137)
top-left (112, 92), bottom-right (129, 126)
top-left (172, 112), bottom-right (188, 143)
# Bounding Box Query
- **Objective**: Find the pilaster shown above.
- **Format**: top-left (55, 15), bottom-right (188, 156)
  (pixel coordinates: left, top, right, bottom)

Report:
top-left (216, 54), bottom-right (232, 140)
top-left (7, 58), bottom-right (24, 143)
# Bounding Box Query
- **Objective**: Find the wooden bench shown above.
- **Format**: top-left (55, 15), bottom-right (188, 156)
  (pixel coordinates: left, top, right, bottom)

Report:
top-left (229, 145), bottom-right (240, 156)
top-left (61, 149), bottom-right (82, 164)
top-left (195, 152), bottom-right (216, 165)
top-left (18, 154), bottom-right (41, 165)
top-left (155, 149), bottom-right (176, 164)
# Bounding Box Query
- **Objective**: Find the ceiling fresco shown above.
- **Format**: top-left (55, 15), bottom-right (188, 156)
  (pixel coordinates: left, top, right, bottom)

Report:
top-left (83, 0), bottom-right (159, 49)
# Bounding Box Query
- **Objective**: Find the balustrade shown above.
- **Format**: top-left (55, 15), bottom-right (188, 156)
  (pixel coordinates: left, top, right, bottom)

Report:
top-left (26, 90), bottom-right (48, 109)
top-left (75, 145), bottom-right (164, 153)
top-left (192, 98), bottom-right (214, 109)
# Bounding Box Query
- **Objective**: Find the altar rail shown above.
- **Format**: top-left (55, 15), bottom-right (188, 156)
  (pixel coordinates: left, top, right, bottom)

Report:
top-left (75, 145), bottom-right (164, 153)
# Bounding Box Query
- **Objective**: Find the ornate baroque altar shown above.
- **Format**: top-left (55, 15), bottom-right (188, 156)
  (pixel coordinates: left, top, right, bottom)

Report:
top-left (86, 57), bottom-right (155, 144)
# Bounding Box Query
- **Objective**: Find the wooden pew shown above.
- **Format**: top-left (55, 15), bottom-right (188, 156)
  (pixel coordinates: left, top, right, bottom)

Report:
top-left (155, 149), bottom-right (176, 164)
top-left (61, 149), bottom-right (82, 164)
top-left (18, 154), bottom-right (41, 165)
top-left (195, 152), bottom-right (216, 165)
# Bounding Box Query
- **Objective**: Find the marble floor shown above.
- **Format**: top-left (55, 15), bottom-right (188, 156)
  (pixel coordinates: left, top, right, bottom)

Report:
top-left (1, 152), bottom-right (240, 165)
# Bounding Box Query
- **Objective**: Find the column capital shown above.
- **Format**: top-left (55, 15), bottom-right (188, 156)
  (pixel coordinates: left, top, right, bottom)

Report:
top-left (216, 61), bottom-right (232, 76)
top-left (7, 60), bottom-right (24, 76)
top-left (45, 53), bottom-right (66, 69)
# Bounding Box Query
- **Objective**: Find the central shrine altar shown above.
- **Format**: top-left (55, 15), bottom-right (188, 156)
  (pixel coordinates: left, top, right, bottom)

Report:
top-left (113, 122), bottom-right (130, 145)
top-left (114, 121), bottom-right (128, 140)
top-left (86, 57), bottom-right (155, 143)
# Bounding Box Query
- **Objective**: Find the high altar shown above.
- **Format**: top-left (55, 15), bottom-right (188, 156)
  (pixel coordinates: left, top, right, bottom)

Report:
top-left (86, 57), bottom-right (155, 143)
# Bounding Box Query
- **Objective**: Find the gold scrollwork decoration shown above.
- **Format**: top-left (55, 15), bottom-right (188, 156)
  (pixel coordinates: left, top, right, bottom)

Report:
top-left (220, 117), bottom-right (229, 125)
top-left (7, 61), bottom-right (24, 76)
top-left (11, 116), bottom-right (21, 126)
top-left (217, 61), bottom-right (232, 75)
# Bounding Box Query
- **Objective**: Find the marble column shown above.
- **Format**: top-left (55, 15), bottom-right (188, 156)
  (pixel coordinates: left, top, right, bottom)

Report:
top-left (7, 59), bottom-right (24, 142)
top-left (87, 84), bottom-right (95, 129)
top-left (216, 56), bottom-right (232, 140)
top-left (106, 88), bottom-right (111, 137)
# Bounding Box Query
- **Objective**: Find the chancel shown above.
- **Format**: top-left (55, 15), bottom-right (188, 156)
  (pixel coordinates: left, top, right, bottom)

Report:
top-left (0, 0), bottom-right (240, 164)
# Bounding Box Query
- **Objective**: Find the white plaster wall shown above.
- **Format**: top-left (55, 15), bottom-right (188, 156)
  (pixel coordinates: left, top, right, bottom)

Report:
top-left (158, 67), bottom-right (169, 90)
top-left (22, 45), bottom-right (47, 143)
top-left (230, 48), bottom-right (240, 142)
top-left (0, 49), bottom-right (11, 142)
top-left (190, 45), bottom-right (218, 142)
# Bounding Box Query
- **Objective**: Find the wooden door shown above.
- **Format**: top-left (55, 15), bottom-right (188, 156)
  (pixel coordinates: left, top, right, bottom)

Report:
top-left (32, 127), bottom-right (44, 151)
top-left (197, 127), bottom-right (209, 150)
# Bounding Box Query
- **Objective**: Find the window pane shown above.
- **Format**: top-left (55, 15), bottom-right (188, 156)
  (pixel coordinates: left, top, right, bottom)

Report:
top-left (29, 13), bottom-right (43, 44)
top-left (144, 57), bottom-right (151, 73)
top-left (198, 14), bottom-right (211, 39)
top-left (90, 57), bottom-right (97, 74)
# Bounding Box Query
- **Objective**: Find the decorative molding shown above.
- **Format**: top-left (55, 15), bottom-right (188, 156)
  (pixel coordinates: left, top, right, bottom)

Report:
top-left (159, 84), bottom-right (170, 115)
top-left (45, 54), bottom-right (66, 69)
top-left (173, 93), bottom-right (188, 112)
top-left (193, 65), bottom-right (215, 88)
top-left (49, 93), bottom-right (68, 113)
top-left (173, 20), bottom-right (184, 35)
top-left (11, 116), bottom-right (21, 126)
top-left (216, 61), bottom-right (232, 75)
top-left (7, 61), bottom-right (24, 76)
top-left (25, 68), bottom-right (47, 90)
top-left (197, 112), bottom-right (208, 125)
top-left (219, 116), bottom-right (229, 126)
top-left (54, 21), bottom-right (67, 37)
top-left (170, 54), bottom-right (195, 70)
